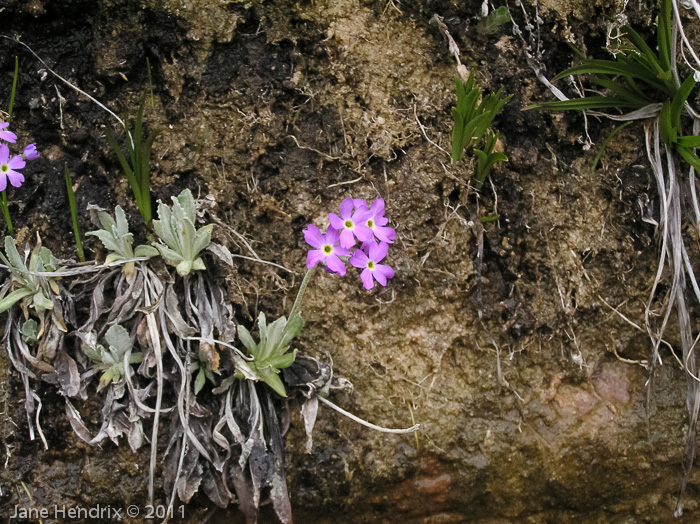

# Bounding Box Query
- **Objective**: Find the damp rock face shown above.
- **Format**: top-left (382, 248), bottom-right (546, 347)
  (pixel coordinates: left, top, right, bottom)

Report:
top-left (0, 0), bottom-right (699, 522)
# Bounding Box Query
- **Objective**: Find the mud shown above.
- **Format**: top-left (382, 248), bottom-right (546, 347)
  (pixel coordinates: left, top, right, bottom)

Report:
top-left (0, 0), bottom-right (698, 522)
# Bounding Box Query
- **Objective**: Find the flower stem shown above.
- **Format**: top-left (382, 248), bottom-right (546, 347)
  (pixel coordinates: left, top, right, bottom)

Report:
top-left (1, 191), bottom-right (13, 236)
top-left (288, 266), bottom-right (316, 322)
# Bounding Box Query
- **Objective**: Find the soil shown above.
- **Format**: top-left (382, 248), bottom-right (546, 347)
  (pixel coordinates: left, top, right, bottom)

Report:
top-left (0, 0), bottom-right (699, 522)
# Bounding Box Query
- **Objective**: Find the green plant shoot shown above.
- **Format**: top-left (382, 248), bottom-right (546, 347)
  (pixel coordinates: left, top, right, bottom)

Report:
top-left (64, 164), bottom-right (85, 262)
top-left (106, 94), bottom-right (160, 226)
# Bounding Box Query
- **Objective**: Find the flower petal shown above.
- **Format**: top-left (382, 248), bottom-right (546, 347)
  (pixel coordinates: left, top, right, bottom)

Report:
top-left (352, 207), bottom-right (372, 222)
top-left (369, 241), bottom-right (389, 262)
top-left (325, 254), bottom-right (347, 276)
top-left (334, 244), bottom-right (351, 256)
top-left (370, 198), bottom-right (385, 218)
top-left (307, 249), bottom-right (325, 269)
top-left (339, 198), bottom-right (354, 219)
top-left (0, 144), bottom-right (9, 164)
top-left (328, 213), bottom-right (344, 230)
top-left (374, 264), bottom-right (394, 286)
top-left (339, 228), bottom-right (356, 249)
top-left (303, 224), bottom-right (325, 248)
top-left (374, 225), bottom-right (396, 243)
top-left (325, 226), bottom-right (340, 244)
top-left (349, 249), bottom-right (368, 268)
top-left (353, 224), bottom-right (374, 242)
top-left (6, 169), bottom-right (24, 188)
top-left (0, 174), bottom-right (7, 192)
top-left (23, 144), bottom-right (39, 160)
top-left (353, 198), bottom-right (369, 211)
top-left (0, 130), bottom-right (17, 144)
top-left (360, 268), bottom-right (375, 289)
top-left (8, 155), bottom-right (25, 170)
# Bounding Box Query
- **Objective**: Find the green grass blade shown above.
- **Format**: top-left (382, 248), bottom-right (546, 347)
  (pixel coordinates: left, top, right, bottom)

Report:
top-left (0, 191), bottom-right (13, 237)
top-left (622, 25), bottom-right (664, 76)
top-left (65, 164), bottom-right (85, 262)
top-left (146, 57), bottom-right (155, 109)
top-left (670, 75), bottom-right (696, 128)
top-left (8, 57), bottom-right (18, 123)
top-left (527, 96), bottom-right (642, 111)
top-left (676, 135), bottom-right (700, 148)
top-left (133, 96), bottom-right (145, 185)
top-left (591, 77), bottom-right (651, 108)
top-left (105, 127), bottom-right (142, 207)
top-left (677, 145), bottom-right (700, 173)
top-left (591, 121), bottom-right (632, 172)
top-left (659, 101), bottom-right (675, 146)
top-left (657, 0), bottom-right (673, 72)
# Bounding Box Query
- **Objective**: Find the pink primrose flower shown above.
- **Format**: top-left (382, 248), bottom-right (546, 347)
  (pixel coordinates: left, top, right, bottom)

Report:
top-left (22, 143), bottom-right (39, 160)
top-left (349, 241), bottom-right (394, 290)
top-left (0, 144), bottom-right (25, 191)
top-left (0, 123), bottom-right (17, 144)
top-left (304, 224), bottom-right (350, 275)
top-left (328, 198), bottom-right (374, 249)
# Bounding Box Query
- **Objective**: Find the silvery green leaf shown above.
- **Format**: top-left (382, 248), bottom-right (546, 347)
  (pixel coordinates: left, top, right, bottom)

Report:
top-left (82, 343), bottom-right (102, 362)
top-left (99, 368), bottom-right (115, 390)
top-left (129, 352), bottom-right (144, 364)
top-left (179, 218), bottom-right (197, 260)
top-left (154, 243), bottom-right (184, 265)
top-left (4, 236), bottom-right (26, 272)
top-left (38, 247), bottom-right (58, 272)
top-left (176, 188), bottom-right (197, 223)
top-left (21, 318), bottom-right (40, 343)
top-left (96, 208), bottom-right (117, 232)
top-left (32, 290), bottom-right (54, 312)
top-left (260, 369), bottom-right (287, 397)
top-left (0, 288), bottom-right (34, 313)
top-left (191, 257), bottom-right (206, 271)
top-left (105, 324), bottom-right (132, 354)
top-left (176, 260), bottom-right (193, 276)
top-left (192, 224), bottom-right (213, 255)
top-left (152, 189), bottom-right (215, 276)
top-left (153, 200), bottom-right (177, 249)
top-left (268, 349), bottom-right (297, 370)
top-left (87, 230), bottom-right (123, 255)
top-left (134, 245), bottom-right (159, 258)
top-left (237, 324), bottom-right (259, 357)
top-left (104, 253), bottom-right (124, 264)
top-left (114, 206), bottom-right (130, 238)
top-left (194, 368), bottom-right (206, 394)
top-left (264, 316), bottom-right (287, 359)
top-left (258, 312), bottom-right (268, 350)
top-left (279, 314), bottom-right (304, 350)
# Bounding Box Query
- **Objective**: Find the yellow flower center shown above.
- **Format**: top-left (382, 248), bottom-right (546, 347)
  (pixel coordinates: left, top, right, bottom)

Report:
top-left (367, 218), bottom-right (375, 229)
top-left (323, 244), bottom-right (333, 254)
top-left (344, 219), bottom-right (354, 229)
top-left (367, 260), bottom-right (376, 270)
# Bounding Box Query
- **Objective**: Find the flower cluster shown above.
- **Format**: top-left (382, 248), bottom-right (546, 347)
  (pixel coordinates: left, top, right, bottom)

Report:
top-left (304, 197), bottom-right (396, 290)
top-left (0, 121), bottom-right (39, 192)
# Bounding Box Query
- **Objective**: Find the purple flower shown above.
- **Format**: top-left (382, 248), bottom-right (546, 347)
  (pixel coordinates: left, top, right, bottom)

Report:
top-left (328, 198), bottom-right (374, 249)
top-left (364, 199), bottom-right (395, 243)
top-left (0, 144), bottom-right (25, 191)
top-left (349, 241), bottom-right (394, 290)
top-left (304, 224), bottom-right (350, 275)
top-left (0, 123), bottom-right (16, 144)
top-left (22, 143), bottom-right (39, 160)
